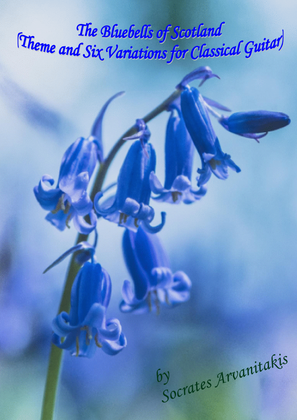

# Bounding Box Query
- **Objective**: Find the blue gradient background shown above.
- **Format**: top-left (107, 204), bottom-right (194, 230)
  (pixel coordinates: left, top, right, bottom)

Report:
top-left (0, 1), bottom-right (296, 419)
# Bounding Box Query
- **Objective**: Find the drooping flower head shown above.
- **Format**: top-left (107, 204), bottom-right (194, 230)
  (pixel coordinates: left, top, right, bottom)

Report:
top-left (179, 67), bottom-right (240, 186)
top-left (150, 102), bottom-right (207, 204)
top-left (34, 92), bottom-right (123, 233)
top-left (52, 262), bottom-right (127, 357)
top-left (120, 227), bottom-right (191, 314)
top-left (95, 119), bottom-right (166, 233)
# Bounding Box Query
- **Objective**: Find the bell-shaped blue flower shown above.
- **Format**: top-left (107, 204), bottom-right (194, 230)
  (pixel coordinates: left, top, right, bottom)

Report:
top-left (34, 93), bottom-right (123, 233)
top-left (95, 119), bottom-right (166, 233)
top-left (219, 110), bottom-right (291, 142)
top-left (181, 86), bottom-right (241, 186)
top-left (150, 103), bottom-right (207, 204)
top-left (34, 137), bottom-right (98, 233)
top-left (52, 262), bottom-right (127, 357)
top-left (120, 227), bottom-right (191, 314)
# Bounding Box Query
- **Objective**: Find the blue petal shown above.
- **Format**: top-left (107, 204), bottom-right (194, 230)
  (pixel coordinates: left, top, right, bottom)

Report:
top-left (45, 208), bottom-right (74, 231)
top-left (72, 209), bottom-right (97, 235)
top-left (34, 175), bottom-right (62, 211)
top-left (181, 87), bottom-right (217, 158)
top-left (52, 331), bottom-right (77, 351)
top-left (58, 137), bottom-right (97, 187)
top-left (162, 271), bottom-right (192, 305)
top-left (69, 262), bottom-right (111, 325)
top-left (171, 175), bottom-right (192, 191)
top-left (101, 331), bottom-right (127, 355)
top-left (120, 296), bottom-right (150, 313)
top-left (135, 203), bottom-right (154, 221)
top-left (94, 193), bottom-right (118, 216)
top-left (184, 185), bottom-right (207, 204)
top-left (121, 198), bottom-right (141, 217)
top-left (82, 303), bottom-right (105, 328)
top-left (78, 331), bottom-right (97, 358)
top-left (171, 271), bottom-right (192, 292)
top-left (122, 229), bottom-right (150, 300)
top-left (151, 267), bottom-right (173, 288)
top-left (116, 141), bottom-right (156, 208)
top-left (164, 107), bottom-right (194, 189)
top-left (52, 311), bottom-right (78, 335)
top-left (212, 138), bottom-right (241, 175)
top-left (151, 173), bottom-right (205, 205)
top-left (208, 159), bottom-right (229, 180)
top-left (99, 318), bottom-right (122, 341)
top-left (197, 164), bottom-right (212, 187)
top-left (150, 172), bottom-right (166, 195)
top-left (135, 226), bottom-right (169, 277)
top-left (120, 282), bottom-right (145, 314)
top-left (100, 267), bottom-right (112, 308)
top-left (142, 211), bottom-right (166, 234)
top-left (64, 172), bottom-right (93, 216)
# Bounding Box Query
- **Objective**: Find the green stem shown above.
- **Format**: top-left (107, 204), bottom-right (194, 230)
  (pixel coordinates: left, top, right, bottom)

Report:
top-left (40, 88), bottom-right (181, 420)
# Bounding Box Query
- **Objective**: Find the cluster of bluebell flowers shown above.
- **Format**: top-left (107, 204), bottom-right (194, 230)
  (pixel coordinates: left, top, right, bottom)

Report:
top-left (34, 66), bottom-right (290, 358)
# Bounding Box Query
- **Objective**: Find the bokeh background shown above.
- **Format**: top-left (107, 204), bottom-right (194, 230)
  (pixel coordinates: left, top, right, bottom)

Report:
top-left (0, 0), bottom-right (296, 419)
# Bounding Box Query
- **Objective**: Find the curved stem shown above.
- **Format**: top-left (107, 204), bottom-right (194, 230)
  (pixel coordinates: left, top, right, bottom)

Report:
top-left (40, 88), bottom-right (181, 420)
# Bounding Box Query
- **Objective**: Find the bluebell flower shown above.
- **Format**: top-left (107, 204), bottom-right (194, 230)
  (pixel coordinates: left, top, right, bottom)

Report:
top-left (95, 119), bottom-right (166, 233)
top-left (120, 227), bottom-right (191, 314)
top-left (34, 92), bottom-right (123, 233)
top-left (34, 138), bottom-right (98, 233)
top-left (150, 103), bottom-right (207, 204)
top-left (181, 86), bottom-right (241, 186)
top-left (52, 262), bottom-right (127, 357)
top-left (219, 110), bottom-right (291, 142)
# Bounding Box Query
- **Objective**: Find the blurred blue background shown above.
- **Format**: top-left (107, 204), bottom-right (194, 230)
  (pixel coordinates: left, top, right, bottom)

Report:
top-left (0, 0), bottom-right (296, 419)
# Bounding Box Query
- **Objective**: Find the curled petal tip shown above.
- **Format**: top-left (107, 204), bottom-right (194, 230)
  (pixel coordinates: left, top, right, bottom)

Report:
top-left (94, 191), bottom-right (103, 202)
top-left (177, 66), bottom-right (220, 90)
top-left (91, 91), bottom-right (125, 137)
top-left (199, 73), bottom-right (220, 87)
top-left (142, 211), bottom-right (166, 234)
top-left (116, 91), bottom-right (125, 97)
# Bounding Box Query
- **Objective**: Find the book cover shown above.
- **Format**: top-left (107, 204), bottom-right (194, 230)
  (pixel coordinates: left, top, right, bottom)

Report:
top-left (0, 1), bottom-right (295, 419)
